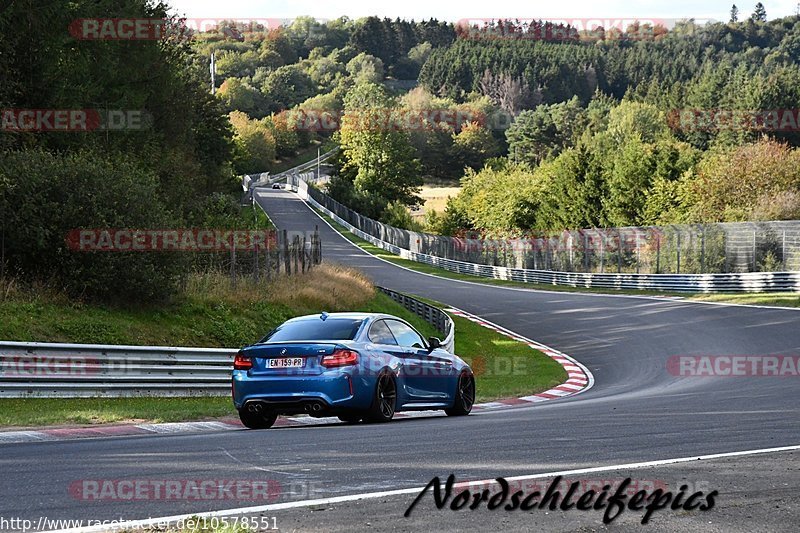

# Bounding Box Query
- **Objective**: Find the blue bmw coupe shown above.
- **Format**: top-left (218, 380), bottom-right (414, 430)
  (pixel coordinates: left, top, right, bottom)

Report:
top-left (232, 312), bottom-right (474, 429)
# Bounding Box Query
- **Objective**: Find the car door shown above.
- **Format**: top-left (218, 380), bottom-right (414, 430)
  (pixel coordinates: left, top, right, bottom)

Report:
top-left (366, 319), bottom-right (411, 396)
top-left (385, 319), bottom-right (453, 402)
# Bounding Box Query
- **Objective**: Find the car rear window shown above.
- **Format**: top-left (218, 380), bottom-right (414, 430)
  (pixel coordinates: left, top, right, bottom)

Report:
top-left (262, 318), bottom-right (364, 342)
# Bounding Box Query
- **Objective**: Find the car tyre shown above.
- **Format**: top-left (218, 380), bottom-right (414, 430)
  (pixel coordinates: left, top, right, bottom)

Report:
top-left (445, 371), bottom-right (475, 416)
top-left (365, 371), bottom-right (396, 423)
top-left (238, 408), bottom-right (278, 429)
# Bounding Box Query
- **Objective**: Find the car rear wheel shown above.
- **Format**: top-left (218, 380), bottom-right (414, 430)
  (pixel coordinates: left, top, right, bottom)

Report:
top-left (239, 407), bottom-right (278, 429)
top-left (445, 371), bottom-right (475, 416)
top-left (365, 372), bottom-right (396, 423)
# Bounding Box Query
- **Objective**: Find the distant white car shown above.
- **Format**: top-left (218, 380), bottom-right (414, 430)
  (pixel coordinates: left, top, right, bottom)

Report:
top-left (272, 183), bottom-right (282, 189)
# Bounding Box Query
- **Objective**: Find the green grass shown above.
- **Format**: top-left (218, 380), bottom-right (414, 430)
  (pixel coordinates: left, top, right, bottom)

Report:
top-left (0, 285), bottom-right (432, 348)
top-left (690, 292), bottom-right (800, 307)
top-left (449, 314), bottom-right (565, 402)
top-left (0, 267), bottom-right (564, 427)
top-left (0, 397), bottom-right (234, 427)
top-left (313, 208), bottom-right (800, 308)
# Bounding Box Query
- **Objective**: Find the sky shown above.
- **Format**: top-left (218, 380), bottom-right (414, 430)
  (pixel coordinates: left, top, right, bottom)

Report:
top-left (166, 0), bottom-right (800, 23)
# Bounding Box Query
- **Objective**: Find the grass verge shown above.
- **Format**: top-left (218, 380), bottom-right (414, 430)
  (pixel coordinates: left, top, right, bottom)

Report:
top-left (312, 207), bottom-right (800, 308)
top-left (0, 265), bottom-right (565, 427)
top-left (450, 313), bottom-right (565, 402)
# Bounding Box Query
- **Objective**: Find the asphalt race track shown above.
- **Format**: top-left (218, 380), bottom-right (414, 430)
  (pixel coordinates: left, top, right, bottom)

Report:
top-left (0, 188), bottom-right (798, 531)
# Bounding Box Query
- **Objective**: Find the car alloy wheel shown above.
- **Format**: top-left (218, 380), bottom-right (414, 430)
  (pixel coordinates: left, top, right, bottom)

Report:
top-left (446, 371), bottom-right (475, 416)
top-left (367, 371), bottom-right (396, 422)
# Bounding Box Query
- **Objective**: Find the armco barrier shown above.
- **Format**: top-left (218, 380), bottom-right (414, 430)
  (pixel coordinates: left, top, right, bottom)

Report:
top-left (0, 287), bottom-right (454, 398)
top-left (0, 342), bottom-right (236, 398)
top-left (249, 148), bottom-right (338, 189)
top-left (293, 178), bottom-right (800, 293)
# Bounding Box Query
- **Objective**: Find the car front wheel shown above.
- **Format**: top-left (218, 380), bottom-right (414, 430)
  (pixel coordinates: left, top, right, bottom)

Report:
top-left (445, 370), bottom-right (475, 416)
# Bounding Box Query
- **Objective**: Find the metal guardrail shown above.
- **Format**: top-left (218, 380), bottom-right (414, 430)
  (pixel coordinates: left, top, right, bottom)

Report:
top-left (301, 184), bottom-right (800, 293)
top-left (0, 293), bottom-right (455, 397)
top-left (0, 341), bottom-right (236, 398)
top-left (292, 165), bottom-right (800, 276)
top-left (376, 287), bottom-right (455, 353)
top-left (249, 148), bottom-right (338, 189)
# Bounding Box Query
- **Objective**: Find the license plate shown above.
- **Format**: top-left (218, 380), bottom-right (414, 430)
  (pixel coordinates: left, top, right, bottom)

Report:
top-left (267, 357), bottom-right (304, 369)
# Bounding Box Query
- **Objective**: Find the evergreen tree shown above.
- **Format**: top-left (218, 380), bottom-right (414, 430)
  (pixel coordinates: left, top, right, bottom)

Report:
top-left (752, 3), bottom-right (767, 22)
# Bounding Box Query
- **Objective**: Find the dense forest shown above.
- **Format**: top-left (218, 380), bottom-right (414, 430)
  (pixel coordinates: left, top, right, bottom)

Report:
top-left (194, 8), bottom-right (800, 234)
top-left (0, 1), bottom-right (249, 302)
top-left (4, 3), bottom-right (800, 303)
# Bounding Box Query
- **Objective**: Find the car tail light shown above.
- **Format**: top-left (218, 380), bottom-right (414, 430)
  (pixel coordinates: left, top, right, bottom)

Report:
top-left (234, 352), bottom-right (252, 370)
top-left (321, 349), bottom-right (359, 368)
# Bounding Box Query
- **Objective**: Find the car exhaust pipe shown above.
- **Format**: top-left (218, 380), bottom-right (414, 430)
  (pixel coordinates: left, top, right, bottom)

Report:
top-left (304, 404), bottom-right (313, 413)
top-left (247, 402), bottom-right (264, 414)
top-left (312, 403), bottom-right (322, 412)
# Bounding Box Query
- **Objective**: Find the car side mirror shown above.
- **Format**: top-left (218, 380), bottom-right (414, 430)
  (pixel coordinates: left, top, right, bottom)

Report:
top-left (428, 337), bottom-right (441, 351)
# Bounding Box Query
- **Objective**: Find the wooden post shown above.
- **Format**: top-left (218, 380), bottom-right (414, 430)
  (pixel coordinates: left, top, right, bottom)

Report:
top-left (230, 245), bottom-right (237, 288)
top-left (301, 236), bottom-right (307, 272)
top-left (253, 242), bottom-right (259, 283)
top-left (293, 235), bottom-right (300, 273)
top-left (317, 226), bottom-right (321, 263)
top-left (282, 230), bottom-right (290, 275)
top-left (265, 237), bottom-right (271, 282)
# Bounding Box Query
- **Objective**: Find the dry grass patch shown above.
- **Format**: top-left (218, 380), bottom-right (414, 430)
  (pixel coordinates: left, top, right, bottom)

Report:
top-left (269, 263), bottom-right (375, 310)
top-left (419, 185), bottom-right (461, 213)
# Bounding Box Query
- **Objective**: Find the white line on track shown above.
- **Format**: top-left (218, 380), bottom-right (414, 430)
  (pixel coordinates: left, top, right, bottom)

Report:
top-left (46, 444), bottom-right (800, 532)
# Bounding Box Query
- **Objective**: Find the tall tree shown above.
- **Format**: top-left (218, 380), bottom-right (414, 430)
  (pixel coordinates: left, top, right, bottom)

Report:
top-left (338, 83), bottom-right (422, 212)
top-left (730, 4), bottom-right (739, 23)
top-left (751, 2), bottom-right (767, 22)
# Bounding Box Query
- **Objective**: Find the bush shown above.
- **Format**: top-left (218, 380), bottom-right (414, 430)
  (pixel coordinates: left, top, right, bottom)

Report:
top-left (690, 138), bottom-right (800, 222)
top-left (380, 201), bottom-right (423, 231)
top-left (0, 149), bottom-right (187, 303)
